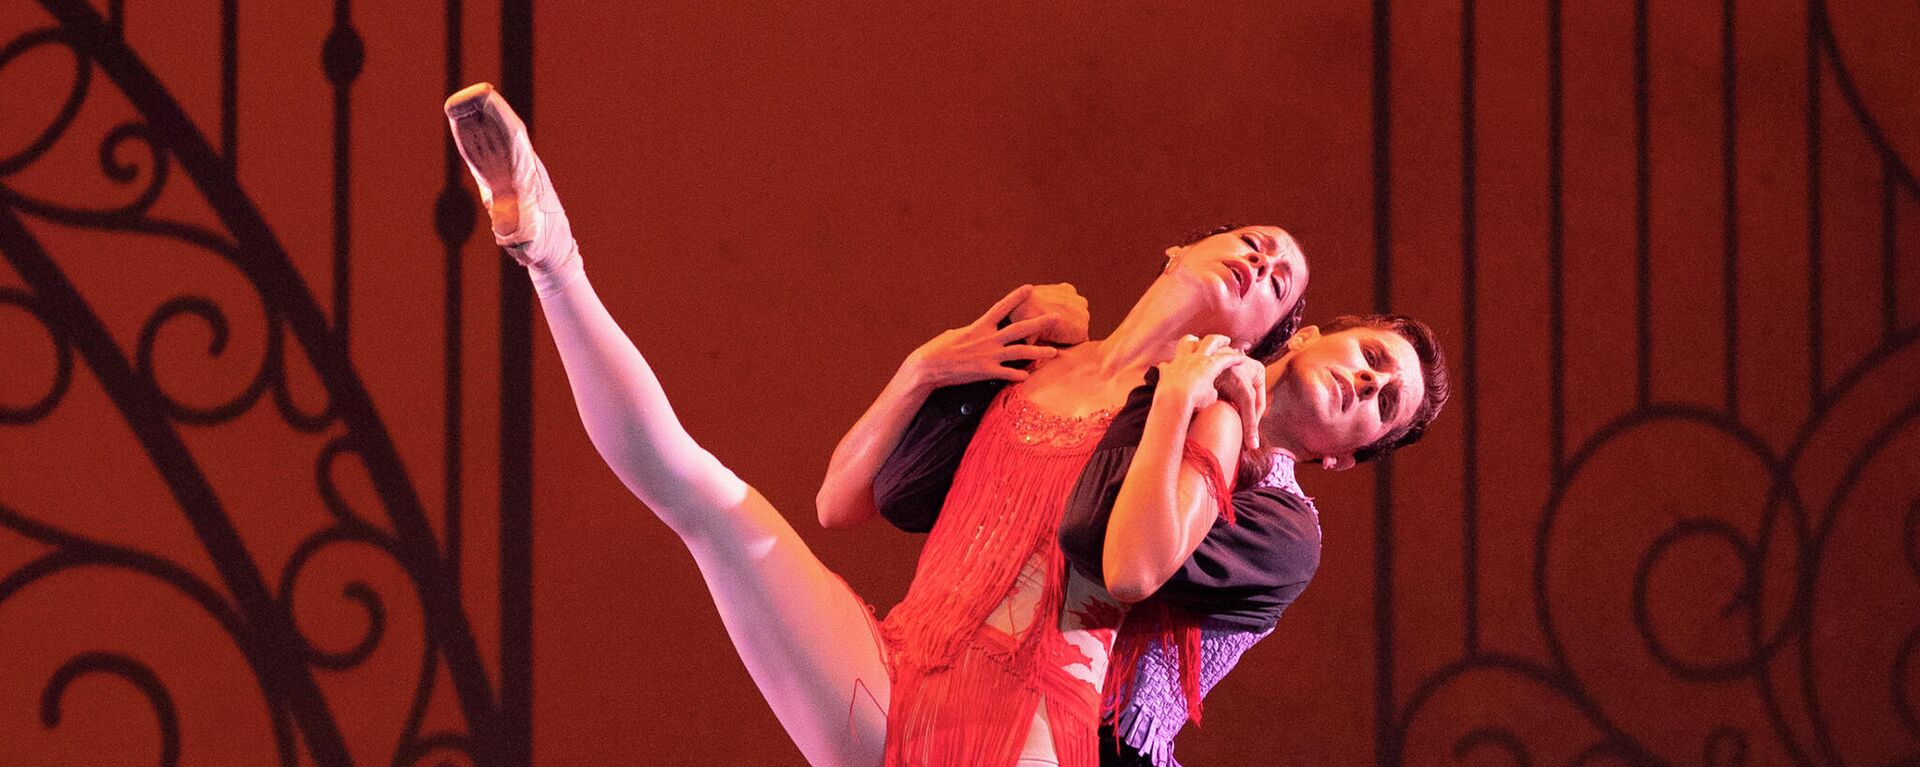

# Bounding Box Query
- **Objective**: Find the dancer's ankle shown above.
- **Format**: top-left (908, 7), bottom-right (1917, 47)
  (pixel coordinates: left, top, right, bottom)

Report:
top-left (524, 240), bottom-right (585, 297)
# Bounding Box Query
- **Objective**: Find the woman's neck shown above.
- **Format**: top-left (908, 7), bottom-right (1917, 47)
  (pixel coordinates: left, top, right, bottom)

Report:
top-left (1090, 288), bottom-right (1200, 377)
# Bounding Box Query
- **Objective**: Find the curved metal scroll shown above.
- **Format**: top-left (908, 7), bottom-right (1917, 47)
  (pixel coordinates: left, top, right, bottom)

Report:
top-left (0, 3), bottom-right (508, 765)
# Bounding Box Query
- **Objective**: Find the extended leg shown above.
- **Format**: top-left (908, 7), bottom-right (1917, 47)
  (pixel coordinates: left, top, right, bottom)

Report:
top-left (446, 83), bottom-right (889, 766)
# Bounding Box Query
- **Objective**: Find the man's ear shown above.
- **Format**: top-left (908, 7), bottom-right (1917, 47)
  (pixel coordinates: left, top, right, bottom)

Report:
top-left (1321, 453), bottom-right (1356, 472)
top-left (1288, 325), bottom-right (1321, 351)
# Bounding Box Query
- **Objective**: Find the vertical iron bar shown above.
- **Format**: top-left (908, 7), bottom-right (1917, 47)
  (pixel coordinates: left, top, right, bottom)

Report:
top-left (326, 0), bottom-right (357, 348)
top-left (1370, 0), bottom-right (1396, 762)
top-left (1806, 3), bottom-right (1823, 403)
top-left (499, 0), bottom-right (536, 763)
top-left (221, 0), bottom-right (236, 163)
top-left (439, 0), bottom-right (467, 594)
top-left (1721, 0), bottom-right (1740, 415)
top-left (1547, 0), bottom-right (1566, 478)
top-left (1634, 0), bottom-right (1652, 406)
top-left (1459, 0), bottom-right (1479, 658)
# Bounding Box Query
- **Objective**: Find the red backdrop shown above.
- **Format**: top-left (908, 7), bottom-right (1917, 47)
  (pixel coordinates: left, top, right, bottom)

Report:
top-left (2, 1), bottom-right (1916, 765)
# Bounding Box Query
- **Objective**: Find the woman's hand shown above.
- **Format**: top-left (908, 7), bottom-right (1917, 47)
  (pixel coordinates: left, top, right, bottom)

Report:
top-left (1154, 334), bottom-right (1268, 450)
top-left (903, 285), bottom-right (1066, 390)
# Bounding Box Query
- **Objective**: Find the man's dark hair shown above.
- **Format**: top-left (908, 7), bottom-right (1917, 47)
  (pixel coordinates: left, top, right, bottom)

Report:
top-left (1316, 313), bottom-right (1450, 463)
top-left (1176, 223), bottom-right (1305, 363)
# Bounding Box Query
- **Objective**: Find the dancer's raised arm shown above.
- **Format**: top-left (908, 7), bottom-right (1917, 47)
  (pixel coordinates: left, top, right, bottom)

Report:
top-left (1102, 334), bottom-right (1256, 602)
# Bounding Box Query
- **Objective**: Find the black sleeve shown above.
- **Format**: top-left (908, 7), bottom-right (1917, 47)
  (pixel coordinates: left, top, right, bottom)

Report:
top-left (869, 380), bottom-right (1002, 533)
top-left (1057, 382), bottom-right (1157, 583)
top-left (1150, 488), bottom-right (1321, 630)
top-left (1061, 457), bottom-right (1322, 631)
top-left (1057, 447), bottom-right (1136, 581)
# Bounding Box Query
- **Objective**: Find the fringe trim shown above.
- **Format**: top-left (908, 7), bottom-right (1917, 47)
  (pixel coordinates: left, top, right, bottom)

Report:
top-left (1046, 695), bottom-right (1098, 767)
top-left (881, 387), bottom-right (1110, 766)
top-left (1178, 438), bottom-right (1237, 526)
top-left (884, 642), bottom-right (1038, 767)
top-left (1101, 601), bottom-right (1207, 728)
top-left (885, 630), bottom-right (1104, 767)
top-left (884, 389), bottom-right (1098, 674)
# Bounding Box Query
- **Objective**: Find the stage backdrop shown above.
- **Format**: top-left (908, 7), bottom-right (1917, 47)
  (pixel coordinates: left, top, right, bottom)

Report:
top-left (2, 1), bottom-right (1915, 765)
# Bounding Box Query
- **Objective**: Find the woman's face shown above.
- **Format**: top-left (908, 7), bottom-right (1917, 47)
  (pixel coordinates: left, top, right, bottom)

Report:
top-left (1160, 225), bottom-right (1306, 350)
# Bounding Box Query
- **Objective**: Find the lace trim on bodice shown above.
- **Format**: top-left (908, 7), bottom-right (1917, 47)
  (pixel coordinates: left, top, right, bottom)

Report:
top-left (1001, 386), bottom-right (1117, 449)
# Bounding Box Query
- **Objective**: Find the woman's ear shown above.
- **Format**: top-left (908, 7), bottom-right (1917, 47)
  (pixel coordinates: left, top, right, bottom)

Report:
top-left (1321, 453), bottom-right (1356, 472)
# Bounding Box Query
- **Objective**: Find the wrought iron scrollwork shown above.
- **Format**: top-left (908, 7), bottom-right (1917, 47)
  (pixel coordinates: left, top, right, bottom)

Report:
top-left (0, 2), bottom-right (511, 765)
top-left (0, 287), bottom-right (73, 423)
top-left (1390, 1), bottom-right (1920, 764)
top-left (41, 652), bottom-right (184, 767)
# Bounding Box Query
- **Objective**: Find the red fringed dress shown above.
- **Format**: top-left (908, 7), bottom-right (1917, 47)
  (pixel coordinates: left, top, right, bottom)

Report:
top-left (873, 374), bottom-right (1323, 767)
top-left (879, 386), bottom-right (1126, 767)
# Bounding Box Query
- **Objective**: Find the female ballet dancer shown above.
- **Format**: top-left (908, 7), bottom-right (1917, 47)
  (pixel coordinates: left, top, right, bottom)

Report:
top-left (445, 81), bottom-right (1306, 767)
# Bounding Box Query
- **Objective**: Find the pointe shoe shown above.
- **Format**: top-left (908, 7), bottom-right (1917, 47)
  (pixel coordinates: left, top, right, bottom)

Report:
top-left (445, 83), bottom-right (582, 293)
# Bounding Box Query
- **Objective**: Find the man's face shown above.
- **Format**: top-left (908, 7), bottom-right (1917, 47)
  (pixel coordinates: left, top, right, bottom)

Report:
top-left (1264, 325), bottom-right (1425, 466)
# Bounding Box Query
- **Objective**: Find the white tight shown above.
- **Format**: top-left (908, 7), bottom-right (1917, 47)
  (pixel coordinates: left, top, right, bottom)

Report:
top-left (538, 271), bottom-right (891, 766)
